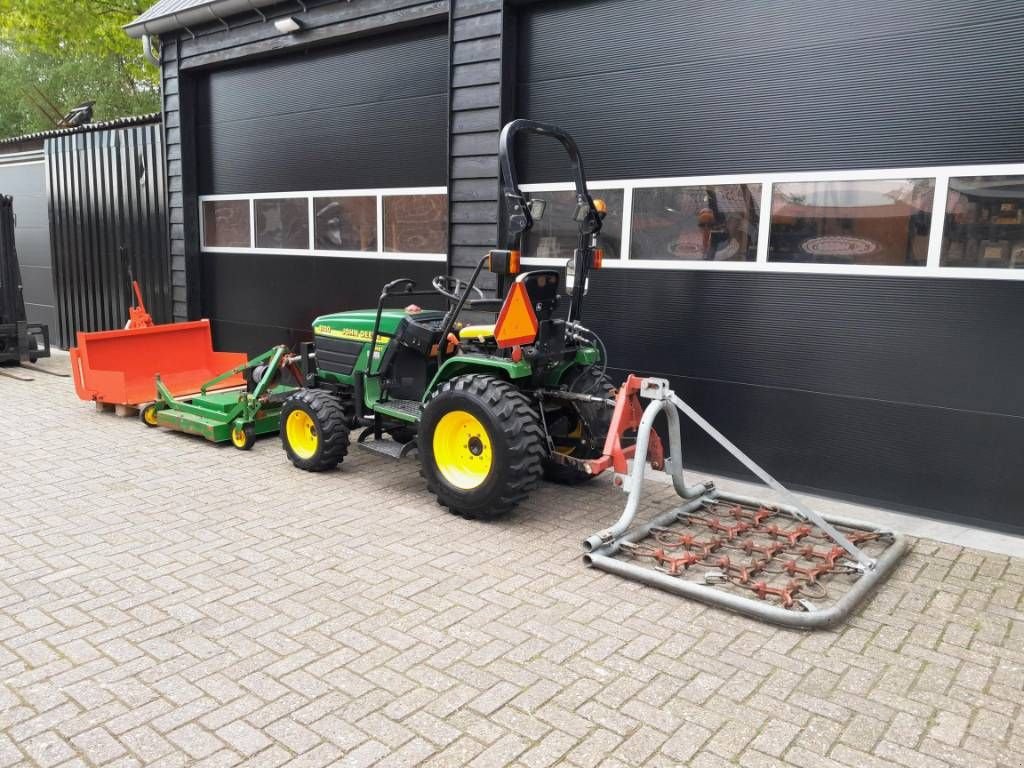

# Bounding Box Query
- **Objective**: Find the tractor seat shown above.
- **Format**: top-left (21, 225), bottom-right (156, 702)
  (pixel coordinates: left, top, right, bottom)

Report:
top-left (459, 324), bottom-right (495, 341)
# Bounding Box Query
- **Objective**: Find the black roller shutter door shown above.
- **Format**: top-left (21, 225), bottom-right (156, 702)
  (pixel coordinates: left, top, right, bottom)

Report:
top-left (517, 0), bottom-right (1024, 181)
top-left (194, 24), bottom-right (448, 355)
top-left (515, 0), bottom-right (1024, 532)
top-left (197, 23), bottom-right (448, 194)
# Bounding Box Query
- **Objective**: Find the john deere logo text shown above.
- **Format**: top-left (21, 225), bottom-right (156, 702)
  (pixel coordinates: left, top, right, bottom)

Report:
top-left (314, 326), bottom-right (390, 346)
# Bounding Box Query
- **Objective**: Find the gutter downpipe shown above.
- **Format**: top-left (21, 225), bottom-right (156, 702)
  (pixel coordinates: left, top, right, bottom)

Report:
top-left (142, 35), bottom-right (160, 67)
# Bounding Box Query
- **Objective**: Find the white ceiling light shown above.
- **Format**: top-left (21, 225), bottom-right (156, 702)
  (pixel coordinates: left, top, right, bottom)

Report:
top-left (274, 16), bottom-right (303, 34)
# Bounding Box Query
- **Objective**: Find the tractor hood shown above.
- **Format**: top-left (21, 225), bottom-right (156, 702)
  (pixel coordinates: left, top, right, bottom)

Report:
top-left (312, 308), bottom-right (445, 342)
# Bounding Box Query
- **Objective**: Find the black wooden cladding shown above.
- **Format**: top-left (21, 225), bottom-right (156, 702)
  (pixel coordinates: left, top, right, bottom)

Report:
top-left (447, 0), bottom-right (506, 288)
top-left (46, 122), bottom-right (170, 348)
top-left (176, 0), bottom-right (448, 72)
top-left (196, 23), bottom-right (449, 194)
top-left (516, 0), bottom-right (1024, 181)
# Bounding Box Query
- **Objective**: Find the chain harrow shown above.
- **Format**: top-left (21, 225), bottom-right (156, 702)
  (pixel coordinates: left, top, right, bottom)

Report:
top-left (619, 499), bottom-right (891, 611)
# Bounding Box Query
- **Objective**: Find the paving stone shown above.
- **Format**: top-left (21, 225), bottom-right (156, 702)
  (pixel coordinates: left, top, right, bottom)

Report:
top-left (69, 727), bottom-right (126, 764)
top-left (217, 721), bottom-right (273, 756)
top-left (661, 724), bottom-right (713, 763)
top-left (264, 719), bottom-right (321, 754)
top-left (121, 725), bottom-right (175, 763)
top-left (748, 719), bottom-right (800, 758)
top-left (166, 723), bottom-right (226, 760)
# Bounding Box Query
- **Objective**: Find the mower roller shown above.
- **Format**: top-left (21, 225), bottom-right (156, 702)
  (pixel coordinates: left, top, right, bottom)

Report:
top-left (142, 345), bottom-right (301, 449)
top-left (71, 270), bottom-right (247, 407)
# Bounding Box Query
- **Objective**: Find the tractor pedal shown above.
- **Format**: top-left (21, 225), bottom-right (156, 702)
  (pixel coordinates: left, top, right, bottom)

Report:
top-left (356, 428), bottom-right (418, 459)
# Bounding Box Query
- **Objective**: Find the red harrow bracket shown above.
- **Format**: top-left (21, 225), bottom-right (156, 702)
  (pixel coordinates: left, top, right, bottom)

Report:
top-left (579, 377), bottom-right (907, 629)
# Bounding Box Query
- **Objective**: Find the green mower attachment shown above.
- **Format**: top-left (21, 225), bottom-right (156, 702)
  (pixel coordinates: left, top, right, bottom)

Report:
top-left (141, 345), bottom-right (301, 450)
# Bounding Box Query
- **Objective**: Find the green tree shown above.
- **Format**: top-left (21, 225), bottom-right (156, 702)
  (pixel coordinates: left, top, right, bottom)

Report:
top-left (0, 0), bottom-right (159, 140)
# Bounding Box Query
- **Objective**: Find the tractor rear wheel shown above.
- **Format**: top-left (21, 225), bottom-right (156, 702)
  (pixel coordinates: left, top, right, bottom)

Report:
top-left (542, 365), bottom-right (615, 485)
top-left (420, 374), bottom-right (545, 520)
top-left (281, 389), bottom-right (350, 471)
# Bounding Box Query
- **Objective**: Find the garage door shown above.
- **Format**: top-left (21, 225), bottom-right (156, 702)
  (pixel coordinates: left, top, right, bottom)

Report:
top-left (194, 24), bottom-right (449, 354)
top-left (513, 0), bottom-right (1024, 531)
top-left (517, 0), bottom-right (1024, 182)
top-left (196, 23), bottom-right (448, 195)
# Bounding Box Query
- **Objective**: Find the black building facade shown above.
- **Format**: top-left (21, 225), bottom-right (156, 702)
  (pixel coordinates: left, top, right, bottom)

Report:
top-left (129, 0), bottom-right (1024, 533)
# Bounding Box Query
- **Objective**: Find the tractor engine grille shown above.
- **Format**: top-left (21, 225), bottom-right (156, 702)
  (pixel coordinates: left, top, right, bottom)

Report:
top-left (314, 335), bottom-right (363, 376)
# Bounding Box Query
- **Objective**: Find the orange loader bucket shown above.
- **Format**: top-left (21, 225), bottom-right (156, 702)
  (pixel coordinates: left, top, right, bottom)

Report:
top-left (70, 320), bottom-right (248, 406)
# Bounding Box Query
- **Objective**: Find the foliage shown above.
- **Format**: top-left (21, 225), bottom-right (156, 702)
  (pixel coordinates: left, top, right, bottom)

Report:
top-left (0, 0), bottom-right (159, 140)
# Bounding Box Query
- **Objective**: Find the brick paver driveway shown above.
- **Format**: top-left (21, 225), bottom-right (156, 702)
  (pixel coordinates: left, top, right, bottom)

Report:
top-left (0, 355), bottom-right (1021, 768)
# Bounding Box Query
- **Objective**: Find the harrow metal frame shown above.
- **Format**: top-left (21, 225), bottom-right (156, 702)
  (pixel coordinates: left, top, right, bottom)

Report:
top-left (581, 377), bottom-right (908, 629)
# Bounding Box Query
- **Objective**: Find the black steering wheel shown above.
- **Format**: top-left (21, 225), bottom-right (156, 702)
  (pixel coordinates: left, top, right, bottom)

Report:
top-left (432, 274), bottom-right (485, 303)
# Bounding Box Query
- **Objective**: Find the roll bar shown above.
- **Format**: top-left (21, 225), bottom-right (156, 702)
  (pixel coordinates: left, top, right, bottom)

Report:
top-left (497, 119), bottom-right (603, 248)
top-left (498, 119), bottom-right (603, 322)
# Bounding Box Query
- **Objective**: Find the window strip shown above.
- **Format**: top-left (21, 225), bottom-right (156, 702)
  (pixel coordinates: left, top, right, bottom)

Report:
top-left (756, 183), bottom-right (772, 265)
top-left (248, 199), bottom-right (255, 250)
top-left (198, 165), bottom-right (1024, 279)
top-left (376, 194), bottom-right (384, 256)
top-left (926, 175), bottom-right (949, 269)
top-left (521, 162), bottom-right (1024, 279)
top-left (199, 186), bottom-right (447, 260)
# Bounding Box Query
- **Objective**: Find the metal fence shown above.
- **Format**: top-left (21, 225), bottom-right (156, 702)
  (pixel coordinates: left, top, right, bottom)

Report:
top-left (46, 120), bottom-right (169, 347)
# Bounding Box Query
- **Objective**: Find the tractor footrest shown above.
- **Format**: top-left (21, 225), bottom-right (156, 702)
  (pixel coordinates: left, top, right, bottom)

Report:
top-left (375, 398), bottom-right (423, 420)
top-left (356, 429), bottom-right (417, 460)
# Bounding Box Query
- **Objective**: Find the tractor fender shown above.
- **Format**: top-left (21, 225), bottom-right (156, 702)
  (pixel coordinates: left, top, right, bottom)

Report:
top-left (423, 355), bottom-right (532, 401)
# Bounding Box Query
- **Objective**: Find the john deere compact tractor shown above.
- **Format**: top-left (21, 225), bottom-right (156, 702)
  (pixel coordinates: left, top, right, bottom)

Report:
top-left (280, 120), bottom-right (615, 518)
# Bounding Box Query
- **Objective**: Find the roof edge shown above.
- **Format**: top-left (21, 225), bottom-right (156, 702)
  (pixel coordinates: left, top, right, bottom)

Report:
top-left (0, 113), bottom-right (162, 147)
top-left (124, 0), bottom-right (286, 38)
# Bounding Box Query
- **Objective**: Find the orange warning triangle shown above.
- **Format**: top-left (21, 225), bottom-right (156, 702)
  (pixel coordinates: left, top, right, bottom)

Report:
top-left (493, 281), bottom-right (539, 349)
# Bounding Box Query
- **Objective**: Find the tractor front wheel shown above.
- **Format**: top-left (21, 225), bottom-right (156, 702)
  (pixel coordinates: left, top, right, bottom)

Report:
top-left (420, 374), bottom-right (545, 520)
top-left (281, 389), bottom-right (350, 471)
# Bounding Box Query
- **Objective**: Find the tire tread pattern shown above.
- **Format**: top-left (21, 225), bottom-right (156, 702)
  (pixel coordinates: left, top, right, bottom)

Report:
top-left (422, 374), bottom-right (546, 519)
top-left (281, 388), bottom-right (350, 471)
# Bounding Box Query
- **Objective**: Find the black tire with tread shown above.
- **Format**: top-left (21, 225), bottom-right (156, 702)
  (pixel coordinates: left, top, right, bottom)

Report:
top-left (140, 402), bottom-right (161, 428)
top-left (420, 374), bottom-right (545, 520)
top-left (231, 424), bottom-right (255, 451)
top-left (281, 388), bottom-right (350, 471)
top-left (543, 365), bottom-right (615, 485)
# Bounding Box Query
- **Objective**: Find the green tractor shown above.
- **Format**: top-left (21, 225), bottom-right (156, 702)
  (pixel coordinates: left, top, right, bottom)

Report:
top-left (280, 120), bottom-right (615, 518)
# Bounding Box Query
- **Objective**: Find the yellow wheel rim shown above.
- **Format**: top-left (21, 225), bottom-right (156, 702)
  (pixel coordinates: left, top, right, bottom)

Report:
top-left (231, 427), bottom-right (248, 448)
top-left (555, 421), bottom-right (584, 456)
top-left (432, 410), bottom-right (493, 490)
top-left (143, 405), bottom-right (159, 426)
top-left (286, 410), bottom-right (319, 459)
